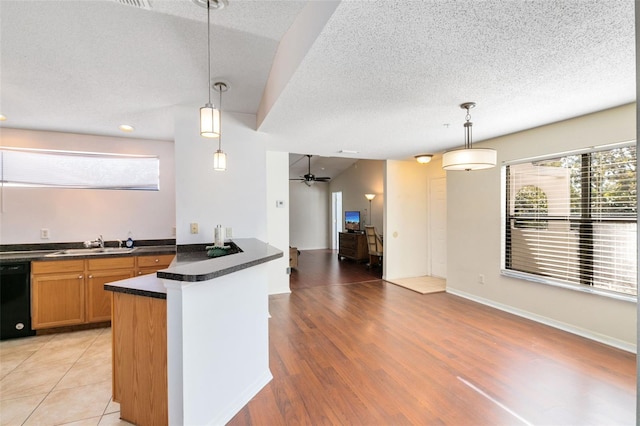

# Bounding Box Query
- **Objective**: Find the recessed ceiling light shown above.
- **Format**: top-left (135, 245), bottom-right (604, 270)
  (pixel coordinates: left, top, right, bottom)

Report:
top-left (339, 150), bottom-right (358, 154)
top-left (0, 114), bottom-right (6, 121)
top-left (119, 124), bottom-right (135, 132)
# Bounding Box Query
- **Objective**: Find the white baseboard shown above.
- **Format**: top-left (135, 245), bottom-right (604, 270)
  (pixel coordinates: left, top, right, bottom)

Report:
top-left (209, 369), bottom-right (273, 425)
top-left (446, 288), bottom-right (636, 354)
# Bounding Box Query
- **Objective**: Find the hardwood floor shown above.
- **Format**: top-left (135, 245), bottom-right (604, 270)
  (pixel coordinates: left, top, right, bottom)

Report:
top-left (229, 251), bottom-right (635, 425)
top-left (290, 249), bottom-right (381, 289)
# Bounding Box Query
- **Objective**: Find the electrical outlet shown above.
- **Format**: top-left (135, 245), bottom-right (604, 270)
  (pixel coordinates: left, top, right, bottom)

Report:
top-left (226, 227), bottom-right (232, 238)
top-left (172, 226), bottom-right (176, 236)
top-left (40, 228), bottom-right (50, 239)
top-left (276, 200), bottom-right (285, 208)
top-left (478, 274), bottom-right (485, 284)
top-left (190, 223), bottom-right (199, 234)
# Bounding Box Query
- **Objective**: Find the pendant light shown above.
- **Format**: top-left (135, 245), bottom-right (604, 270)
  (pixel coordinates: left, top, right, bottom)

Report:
top-left (442, 102), bottom-right (497, 171)
top-left (199, 0), bottom-right (220, 138)
top-left (212, 82), bottom-right (227, 171)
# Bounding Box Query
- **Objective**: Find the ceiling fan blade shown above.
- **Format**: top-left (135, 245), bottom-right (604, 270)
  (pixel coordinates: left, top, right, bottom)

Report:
top-left (315, 177), bottom-right (331, 181)
top-left (289, 178), bottom-right (304, 181)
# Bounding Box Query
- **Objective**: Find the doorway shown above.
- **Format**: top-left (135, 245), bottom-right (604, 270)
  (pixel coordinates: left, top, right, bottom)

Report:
top-left (331, 191), bottom-right (343, 250)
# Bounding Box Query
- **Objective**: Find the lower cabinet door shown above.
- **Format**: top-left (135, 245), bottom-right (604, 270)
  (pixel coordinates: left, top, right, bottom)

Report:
top-left (87, 270), bottom-right (134, 323)
top-left (32, 273), bottom-right (85, 329)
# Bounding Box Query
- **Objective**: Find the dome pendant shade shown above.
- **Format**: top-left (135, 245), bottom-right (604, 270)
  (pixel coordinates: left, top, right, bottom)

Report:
top-left (200, 103), bottom-right (220, 138)
top-left (442, 102), bottom-right (496, 171)
top-left (213, 149), bottom-right (227, 171)
top-left (442, 148), bottom-right (497, 171)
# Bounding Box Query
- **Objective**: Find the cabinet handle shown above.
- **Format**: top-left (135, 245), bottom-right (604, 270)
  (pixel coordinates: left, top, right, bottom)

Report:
top-left (88, 275), bottom-right (93, 279)
top-left (138, 271), bottom-right (143, 275)
top-left (155, 258), bottom-right (159, 263)
top-left (78, 275), bottom-right (83, 279)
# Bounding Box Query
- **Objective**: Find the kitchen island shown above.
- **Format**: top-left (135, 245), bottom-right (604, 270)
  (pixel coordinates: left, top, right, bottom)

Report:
top-left (104, 238), bottom-right (282, 426)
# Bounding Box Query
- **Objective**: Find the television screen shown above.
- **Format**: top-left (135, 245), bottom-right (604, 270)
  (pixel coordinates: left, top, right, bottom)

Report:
top-left (345, 211), bottom-right (361, 231)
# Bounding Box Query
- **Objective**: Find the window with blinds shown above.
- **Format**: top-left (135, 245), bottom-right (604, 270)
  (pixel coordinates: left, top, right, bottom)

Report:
top-left (504, 144), bottom-right (637, 297)
top-left (0, 147), bottom-right (159, 190)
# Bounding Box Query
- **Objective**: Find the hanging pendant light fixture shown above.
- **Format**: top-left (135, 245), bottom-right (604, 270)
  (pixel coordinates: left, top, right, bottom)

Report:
top-left (199, 0), bottom-right (221, 138)
top-left (212, 81), bottom-right (227, 171)
top-left (442, 102), bottom-right (497, 171)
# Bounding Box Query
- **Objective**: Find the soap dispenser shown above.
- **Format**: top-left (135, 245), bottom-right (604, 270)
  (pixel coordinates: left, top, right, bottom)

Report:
top-left (125, 231), bottom-right (134, 248)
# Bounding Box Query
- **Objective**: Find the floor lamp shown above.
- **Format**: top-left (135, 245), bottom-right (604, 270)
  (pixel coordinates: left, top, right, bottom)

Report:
top-left (364, 194), bottom-right (376, 225)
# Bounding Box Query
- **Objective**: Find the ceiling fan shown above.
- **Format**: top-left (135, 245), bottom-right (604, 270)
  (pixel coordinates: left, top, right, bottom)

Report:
top-left (290, 155), bottom-right (330, 186)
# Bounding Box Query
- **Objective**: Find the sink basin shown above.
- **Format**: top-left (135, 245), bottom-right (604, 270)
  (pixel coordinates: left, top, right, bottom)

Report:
top-left (45, 247), bottom-right (137, 257)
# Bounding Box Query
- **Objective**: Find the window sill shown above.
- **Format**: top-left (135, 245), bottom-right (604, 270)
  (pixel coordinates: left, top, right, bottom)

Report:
top-left (501, 269), bottom-right (637, 303)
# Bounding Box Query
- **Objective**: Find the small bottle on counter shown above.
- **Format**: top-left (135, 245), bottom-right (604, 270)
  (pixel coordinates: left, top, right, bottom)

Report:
top-left (125, 231), bottom-right (134, 248)
top-left (214, 225), bottom-right (225, 247)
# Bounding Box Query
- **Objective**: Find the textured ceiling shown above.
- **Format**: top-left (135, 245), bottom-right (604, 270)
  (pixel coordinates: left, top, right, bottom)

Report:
top-left (0, 0), bottom-right (635, 167)
top-left (289, 153), bottom-right (358, 181)
top-left (261, 0), bottom-right (636, 160)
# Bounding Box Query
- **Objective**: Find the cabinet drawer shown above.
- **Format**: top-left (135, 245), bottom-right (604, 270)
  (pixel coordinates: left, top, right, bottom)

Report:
top-left (340, 247), bottom-right (356, 257)
top-left (87, 257), bottom-right (135, 271)
top-left (32, 259), bottom-right (84, 274)
top-left (137, 254), bottom-right (175, 268)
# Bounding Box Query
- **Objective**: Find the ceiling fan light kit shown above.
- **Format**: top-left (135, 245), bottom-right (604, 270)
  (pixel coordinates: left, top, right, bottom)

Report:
top-left (290, 155), bottom-right (331, 186)
top-left (441, 102), bottom-right (497, 171)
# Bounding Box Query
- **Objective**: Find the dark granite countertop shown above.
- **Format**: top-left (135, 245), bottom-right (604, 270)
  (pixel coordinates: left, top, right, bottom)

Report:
top-left (104, 238), bottom-right (283, 299)
top-left (0, 244), bottom-right (176, 264)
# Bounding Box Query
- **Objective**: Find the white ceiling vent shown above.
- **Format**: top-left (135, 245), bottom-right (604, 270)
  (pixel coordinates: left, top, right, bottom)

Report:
top-left (111, 0), bottom-right (152, 10)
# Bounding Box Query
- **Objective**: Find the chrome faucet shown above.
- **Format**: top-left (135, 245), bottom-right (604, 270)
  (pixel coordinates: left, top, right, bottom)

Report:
top-left (84, 235), bottom-right (104, 248)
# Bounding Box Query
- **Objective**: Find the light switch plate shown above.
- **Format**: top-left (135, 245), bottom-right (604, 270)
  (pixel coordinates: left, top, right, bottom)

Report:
top-left (190, 223), bottom-right (199, 234)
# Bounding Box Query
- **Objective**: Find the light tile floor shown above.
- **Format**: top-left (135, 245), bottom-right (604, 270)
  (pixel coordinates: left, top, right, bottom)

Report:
top-left (386, 275), bottom-right (446, 294)
top-left (0, 328), bottom-right (133, 426)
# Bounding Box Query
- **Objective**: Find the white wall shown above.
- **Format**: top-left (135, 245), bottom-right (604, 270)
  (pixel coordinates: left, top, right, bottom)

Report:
top-left (174, 108), bottom-right (268, 244)
top-left (288, 181), bottom-right (329, 250)
top-left (266, 151), bottom-right (291, 294)
top-left (0, 128), bottom-right (175, 244)
top-left (329, 159), bottom-right (384, 233)
top-left (447, 103), bottom-right (637, 351)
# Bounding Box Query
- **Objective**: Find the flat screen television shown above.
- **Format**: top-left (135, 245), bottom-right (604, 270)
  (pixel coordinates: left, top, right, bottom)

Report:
top-left (345, 210), bottom-right (361, 232)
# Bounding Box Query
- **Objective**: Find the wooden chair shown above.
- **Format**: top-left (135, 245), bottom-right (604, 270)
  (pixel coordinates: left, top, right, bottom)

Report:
top-left (364, 226), bottom-right (383, 268)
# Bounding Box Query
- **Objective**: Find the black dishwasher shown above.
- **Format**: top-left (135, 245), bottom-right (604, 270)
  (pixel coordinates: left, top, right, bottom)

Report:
top-left (1, 262), bottom-right (36, 340)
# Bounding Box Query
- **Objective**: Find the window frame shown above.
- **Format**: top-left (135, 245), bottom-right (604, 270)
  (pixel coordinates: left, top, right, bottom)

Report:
top-left (0, 147), bottom-right (160, 191)
top-left (501, 141), bottom-right (637, 303)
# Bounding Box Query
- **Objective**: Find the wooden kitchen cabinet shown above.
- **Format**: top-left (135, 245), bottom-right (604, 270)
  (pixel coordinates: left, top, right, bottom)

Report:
top-left (31, 260), bottom-right (86, 329)
top-left (136, 254), bottom-right (175, 276)
top-left (87, 257), bottom-right (135, 323)
top-left (31, 257), bottom-right (135, 329)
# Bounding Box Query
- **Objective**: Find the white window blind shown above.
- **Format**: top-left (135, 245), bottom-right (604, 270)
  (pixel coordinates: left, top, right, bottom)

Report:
top-left (504, 144), bottom-right (636, 297)
top-left (0, 147), bottom-right (159, 190)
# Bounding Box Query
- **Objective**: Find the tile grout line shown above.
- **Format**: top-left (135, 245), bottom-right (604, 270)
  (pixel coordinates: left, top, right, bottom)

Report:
top-left (21, 331), bottom-right (103, 426)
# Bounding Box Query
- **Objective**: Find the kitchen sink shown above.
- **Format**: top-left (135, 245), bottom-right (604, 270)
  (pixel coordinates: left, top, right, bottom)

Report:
top-left (45, 247), bottom-right (137, 257)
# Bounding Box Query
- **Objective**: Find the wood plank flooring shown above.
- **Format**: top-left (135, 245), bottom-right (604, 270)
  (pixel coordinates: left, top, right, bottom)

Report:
top-left (229, 251), bottom-right (635, 425)
top-left (290, 249), bottom-right (381, 290)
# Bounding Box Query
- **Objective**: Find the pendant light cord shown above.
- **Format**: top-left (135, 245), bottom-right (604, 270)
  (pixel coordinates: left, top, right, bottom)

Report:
top-left (207, 0), bottom-right (211, 105)
top-left (218, 84), bottom-right (222, 151)
top-left (464, 106), bottom-right (473, 149)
